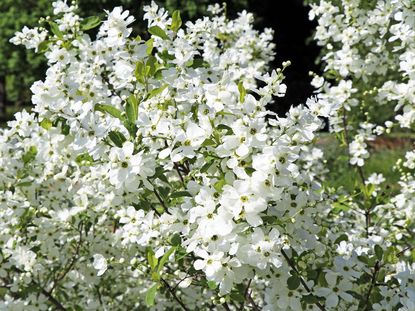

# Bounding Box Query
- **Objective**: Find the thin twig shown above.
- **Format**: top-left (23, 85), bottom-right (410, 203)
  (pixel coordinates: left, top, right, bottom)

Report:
top-left (397, 246), bottom-right (415, 258)
top-left (281, 249), bottom-right (326, 311)
top-left (51, 222), bottom-right (84, 293)
top-left (343, 108), bottom-right (371, 238)
top-left (247, 292), bottom-right (260, 311)
top-left (174, 162), bottom-right (185, 183)
top-left (39, 285), bottom-right (67, 310)
top-left (172, 272), bottom-right (191, 291)
top-left (364, 261), bottom-right (380, 311)
top-left (161, 278), bottom-right (189, 311)
top-left (101, 73), bottom-right (123, 101)
top-left (96, 285), bottom-right (104, 306)
top-left (222, 302), bottom-right (231, 311)
top-left (238, 279), bottom-right (252, 311)
top-left (153, 189), bottom-right (168, 214)
top-left (13, 267), bottom-right (66, 310)
top-left (365, 210), bottom-right (371, 238)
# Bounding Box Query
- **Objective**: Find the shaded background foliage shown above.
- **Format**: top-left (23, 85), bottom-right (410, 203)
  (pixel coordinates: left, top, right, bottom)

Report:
top-left (0, 0), bottom-right (319, 122)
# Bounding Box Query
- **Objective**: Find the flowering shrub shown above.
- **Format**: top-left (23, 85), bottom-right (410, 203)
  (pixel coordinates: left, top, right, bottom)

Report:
top-left (309, 0), bottom-right (415, 310)
top-left (0, 1), bottom-right (414, 310)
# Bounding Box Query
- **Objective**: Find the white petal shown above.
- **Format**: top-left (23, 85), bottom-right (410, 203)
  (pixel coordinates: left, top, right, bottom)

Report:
top-left (194, 259), bottom-right (205, 270)
top-left (246, 213), bottom-right (263, 227)
top-left (159, 148), bottom-right (171, 159)
top-left (235, 144), bottom-right (249, 157)
top-left (325, 271), bottom-right (337, 287)
top-left (122, 141), bottom-right (134, 157)
top-left (326, 293), bottom-right (339, 308)
top-left (178, 277), bottom-right (192, 288)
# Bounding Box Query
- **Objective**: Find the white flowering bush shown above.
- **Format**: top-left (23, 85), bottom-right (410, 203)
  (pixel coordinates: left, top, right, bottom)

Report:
top-left (0, 0), bottom-right (414, 310)
top-left (309, 0), bottom-right (415, 310)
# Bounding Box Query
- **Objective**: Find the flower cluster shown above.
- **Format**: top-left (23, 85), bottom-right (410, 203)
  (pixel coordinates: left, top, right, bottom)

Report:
top-left (309, 1), bottom-right (415, 310)
top-left (0, 1), bottom-right (332, 310)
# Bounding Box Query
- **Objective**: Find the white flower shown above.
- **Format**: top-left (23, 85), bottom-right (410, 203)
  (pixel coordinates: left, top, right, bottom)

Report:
top-left (12, 246), bottom-right (37, 272)
top-left (237, 228), bottom-right (282, 269)
top-left (108, 141), bottom-right (154, 190)
top-left (349, 135), bottom-right (369, 167)
top-left (10, 26), bottom-right (47, 51)
top-left (315, 272), bottom-right (353, 308)
top-left (220, 180), bottom-right (267, 226)
top-left (92, 254), bottom-right (108, 276)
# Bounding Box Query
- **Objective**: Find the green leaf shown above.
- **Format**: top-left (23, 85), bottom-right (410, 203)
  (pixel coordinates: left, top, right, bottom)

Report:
top-left (22, 146), bottom-right (37, 164)
top-left (108, 131), bottom-right (126, 148)
top-left (154, 167), bottom-right (169, 184)
top-left (37, 40), bottom-right (50, 53)
top-left (307, 269), bottom-right (318, 280)
top-left (40, 118), bottom-right (53, 130)
top-left (334, 234), bottom-right (348, 244)
top-left (213, 179), bottom-right (226, 192)
top-left (200, 160), bottom-right (214, 173)
top-left (189, 57), bottom-right (209, 69)
top-left (95, 104), bottom-right (123, 120)
top-left (244, 167), bottom-right (255, 176)
top-left (147, 249), bottom-right (158, 271)
top-left (376, 268), bottom-right (386, 283)
top-left (148, 84), bottom-right (168, 99)
top-left (318, 272), bottom-right (328, 287)
top-left (60, 120), bottom-right (70, 135)
top-left (207, 281), bottom-right (217, 290)
top-left (151, 271), bottom-right (160, 281)
top-left (170, 234), bottom-right (181, 246)
top-left (238, 81), bottom-right (246, 103)
top-left (287, 275), bottom-right (300, 290)
top-left (157, 247), bottom-right (176, 275)
top-left (170, 191), bottom-right (192, 199)
top-left (146, 56), bottom-right (158, 77)
top-left (145, 283), bottom-right (158, 307)
top-left (367, 256), bottom-right (377, 267)
top-left (230, 289), bottom-right (245, 303)
top-left (175, 247), bottom-right (189, 261)
top-left (123, 120), bottom-right (138, 138)
top-left (81, 16), bottom-right (101, 31)
top-left (360, 182), bottom-right (375, 199)
top-left (170, 10), bottom-right (182, 32)
top-left (149, 26), bottom-right (169, 40)
top-left (16, 181), bottom-right (33, 187)
top-left (49, 21), bottom-right (63, 39)
top-left (217, 124), bottom-right (233, 134)
top-left (201, 139), bottom-right (216, 147)
top-left (135, 60), bottom-right (145, 83)
top-left (357, 255), bottom-right (369, 264)
top-left (302, 294), bottom-right (318, 304)
top-left (332, 201), bottom-right (350, 214)
top-left (125, 95), bottom-right (138, 122)
top-left (159, 50), bottom-right (175, 61)
top-left (146, 38), bottom-right (154, 55)
top-left (374, 245), bottom-right (383, 261)
top-left (158, 187), bottom-right (170, 199)
top-left (348, 290), bottom-right (363, 300)
top-left (384, 246), bottom-right (398, 264)
top-left (76, 153), bottom-right (94, 166)
top-left (358, 272), bottom-right (372, 284)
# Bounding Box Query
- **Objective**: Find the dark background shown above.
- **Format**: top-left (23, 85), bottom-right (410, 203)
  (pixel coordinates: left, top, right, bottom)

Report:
top-left (0, 0), bottom-right (320, 122)
top-left (245, 0), bottom-right (320, 115)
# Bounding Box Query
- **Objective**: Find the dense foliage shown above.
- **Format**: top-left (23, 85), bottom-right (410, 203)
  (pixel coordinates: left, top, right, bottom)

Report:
top-left (0, 0), bottom-right (51, 111)
top-left (0, 0), bottom-right (414, 310)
